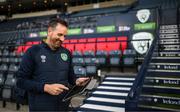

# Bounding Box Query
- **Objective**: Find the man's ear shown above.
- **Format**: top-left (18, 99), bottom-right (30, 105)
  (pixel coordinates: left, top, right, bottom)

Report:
top-left (48, 27), bottom-right (53, 35)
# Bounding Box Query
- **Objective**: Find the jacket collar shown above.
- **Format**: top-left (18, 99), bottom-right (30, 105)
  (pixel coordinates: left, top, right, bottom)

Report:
top-left (41, 39), bottom-right (62, 52)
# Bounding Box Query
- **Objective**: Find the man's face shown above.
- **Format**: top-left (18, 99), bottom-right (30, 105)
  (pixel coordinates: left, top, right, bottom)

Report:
top-left (47, 23), bottom-right (67, 50)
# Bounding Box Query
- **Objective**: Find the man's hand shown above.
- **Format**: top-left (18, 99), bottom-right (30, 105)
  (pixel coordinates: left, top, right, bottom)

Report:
top-left (44, 84), bottom-right (69, 95)
top-left (76, 77), bottom-right (90, 86)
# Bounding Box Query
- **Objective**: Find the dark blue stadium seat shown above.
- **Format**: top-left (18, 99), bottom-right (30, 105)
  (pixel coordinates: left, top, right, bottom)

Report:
top-left (109, 50), bottom-right (122, 66)
top-left (0, 64), bottom-right (9, 73)
top-left (96, 50), bottom-right (108, 67)
top-left (72, 51), bottom-right (84, 66)
top-left (73, 66), bottom-right (86, 77)
top-left (123, 49), bottom-right (136, 66)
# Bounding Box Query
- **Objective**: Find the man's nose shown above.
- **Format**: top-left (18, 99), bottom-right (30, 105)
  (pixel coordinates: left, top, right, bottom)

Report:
top-left (59, 36), bottom-right (65, 42)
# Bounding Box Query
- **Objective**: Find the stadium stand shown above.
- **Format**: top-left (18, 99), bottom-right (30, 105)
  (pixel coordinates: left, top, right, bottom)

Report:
top-left (0, 0), bottom-right (179, 111)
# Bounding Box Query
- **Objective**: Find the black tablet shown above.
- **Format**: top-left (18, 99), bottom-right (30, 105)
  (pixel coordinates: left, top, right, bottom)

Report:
top-left (62, 78), bottom-right (91, 102)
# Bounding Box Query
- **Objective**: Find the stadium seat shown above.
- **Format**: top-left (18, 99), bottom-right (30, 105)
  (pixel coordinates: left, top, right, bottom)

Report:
top-left (25, 42), bottom-right (33, 45)
top-left (106, 36), bottom-right (120, 52)
top-left (16, 46), bottom-right (24, 54)
top-left (2, 57), bottom-right (10, 64)
top-left (85, 66), bottom-right (97, 76)
top-left (70, 39), bottom-right (78, 43)
top-left (123, 49), bottom-right (136, 66)
top-left (65, 44), bottom-right (75, 53)
top-left (23, 46), bottom-right (31, 52)
top-left (4, 74), bottom-right (16, 87)
top-left (73, 66), bottom-right (86, 77)
top-left (0, 64), bottom-right (9, 73)
top-left (9, 52), bottom-right (17, 57)
top-left (75, 43), bottom-right (86, 53)
top-left (106, 37), bottom-right (116, 41)
top-left (32, 41), bottom-right (40, 45)
top-left (109, 50), bottom-right (122, 66)
top-left (84, 43), bottom-right (96, 52)
top-left (96, 50), bottom-right (108, 67)
top-left (96, 38), bottom-right (107, 51)
top-left (87, 38), bottom-right (96, 42)
top-left (2, 50), bottom-right (9, 57)
top-left (78, 38), bottom-right (87, 43)
top-left (106, 42), bottom-right (120, 52)
top-left (117, 36), bottom-right (128, 52)
top-left (8, 64), bottom-right (18, 73)
top-left (63, 39), bottom-right (70, 44)
top-left (84, 50), bottom-right (96, 65)
top-left (2, 89), bottom-right (11, 99)
top-left (72, 51), bottom-right (84, 65)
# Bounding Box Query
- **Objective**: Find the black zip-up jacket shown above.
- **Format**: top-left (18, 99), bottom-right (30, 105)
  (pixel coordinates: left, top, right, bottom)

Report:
top-left (17, 41), bottom-right (76, 111)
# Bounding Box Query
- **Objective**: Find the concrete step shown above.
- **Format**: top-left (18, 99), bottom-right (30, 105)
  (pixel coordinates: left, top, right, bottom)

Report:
top-left (144, 77), bottom-right (180, 87)
top-left (159, 34), bottom-right (179, 39)
top-left (138, 94), bottom-right (180, 112)
top-left (149, 63), bottom-right (180, 71)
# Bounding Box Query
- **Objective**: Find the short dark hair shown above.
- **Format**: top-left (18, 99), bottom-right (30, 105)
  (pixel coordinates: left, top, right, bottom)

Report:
top-left (48, 18), bottom-right (68, 29)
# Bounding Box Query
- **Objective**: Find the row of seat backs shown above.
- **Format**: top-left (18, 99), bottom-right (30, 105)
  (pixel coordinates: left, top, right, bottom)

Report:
top-left (0, 73), bottom-right (16, 88)
top-left (0, 57), bottom-right (22, 64)
top-left (72, 49), bottom-right (136, 67)
top-left (0, 63), bottom-right (19, 74)
top-left (72, 49), bottom-right (135, 57)
top-left (64, 36), bottom-right (127, 53)
top-left (73, 65), bottom-right (96, 77)
top-left (0, 51), bottom-right (21, 57)
top-left (15, 36), bottom-right (127, 54)
top-left (16, 41), bottom-right (41, 54)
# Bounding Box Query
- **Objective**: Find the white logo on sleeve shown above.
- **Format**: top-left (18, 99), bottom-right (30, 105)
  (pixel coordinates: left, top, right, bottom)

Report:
top-left (41, 55), bottom-right (46, 62)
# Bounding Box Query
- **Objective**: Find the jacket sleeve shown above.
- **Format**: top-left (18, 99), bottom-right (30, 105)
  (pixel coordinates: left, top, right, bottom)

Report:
top-left (68, 52), bottom-right (76, 85)
top-left (16, 47), bottom-right (45, 93)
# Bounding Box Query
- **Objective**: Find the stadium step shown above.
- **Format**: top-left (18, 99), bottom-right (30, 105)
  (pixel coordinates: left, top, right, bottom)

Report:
top-left (151, 57), bottom-right (180, 63)
top-left (148, 63), bottom-right (180, 71)
top-left (146, 70), bottom-right (180, 78)
top-left (144, 77), bottom-right (180, 87)
top-left (138, 94), bottom-right (180, 111)
top-left (77, 76), bottom-right (135, 112)
top-left (159, 34), bottom-right (179, 39)
top-left (153, 51), bottom-right (180, 57)
top-left (159, 39), bottom-right (180, 45)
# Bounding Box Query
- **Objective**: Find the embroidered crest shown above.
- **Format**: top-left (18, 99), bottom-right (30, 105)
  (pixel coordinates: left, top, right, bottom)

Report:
top-left (41, 55), bottom-right (46, 62)
top-left (61, 53), bottom-right (68, 61)
top-left (136, 9), bottom-right (150, 23)
top-left (132, 32), bottom-right (154, 54)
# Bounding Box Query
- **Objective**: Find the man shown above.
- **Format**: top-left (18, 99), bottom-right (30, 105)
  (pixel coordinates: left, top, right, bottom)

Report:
top-left (16, 18), bottom-right (89, 111)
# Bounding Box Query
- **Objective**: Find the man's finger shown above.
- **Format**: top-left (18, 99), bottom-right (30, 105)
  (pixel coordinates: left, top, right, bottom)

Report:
top-left (56, 88), bottom-right (63, 92)
top-left (57, 85), bottom-right (69, 90)
top-left (81, 77), bottom-right (89, 81)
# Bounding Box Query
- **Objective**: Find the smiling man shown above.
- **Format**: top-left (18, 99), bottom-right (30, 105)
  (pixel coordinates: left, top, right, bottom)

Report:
top-left (17, 18), bottom-right (89, 111)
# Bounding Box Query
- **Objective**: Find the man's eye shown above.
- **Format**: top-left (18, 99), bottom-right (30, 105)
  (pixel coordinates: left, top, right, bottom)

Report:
top-left (57, 34), bottom-right (63, 37)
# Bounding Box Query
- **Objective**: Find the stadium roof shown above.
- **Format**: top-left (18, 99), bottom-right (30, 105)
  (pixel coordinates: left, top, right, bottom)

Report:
top-left (0, 0), bottom-right (68, 16)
